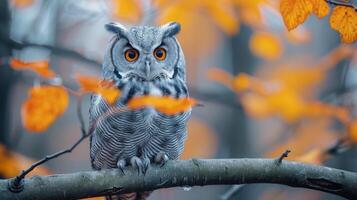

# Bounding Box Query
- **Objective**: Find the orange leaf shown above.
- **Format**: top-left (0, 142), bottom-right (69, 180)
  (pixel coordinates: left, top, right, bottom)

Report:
top-left (329, 6), bottom-right (357, 43)
top-left (249, 32), bottom-right (283, 60)
top-left (21, 86), bottom-right (69, 133)
top-left (280, 0), bottom-right (313, 31)
top-left (111, 0), bottom-right (142, 23)
top-left (0, 144), bottom-right (51, 178)
top-left (127, 96), bottom-right (196, 115)
top-left (10, 59), bottom-right (56, 78)
top-left (75, 75), bottom-right (121, 105)
top-left (311, 0), bottom-right (330, 18)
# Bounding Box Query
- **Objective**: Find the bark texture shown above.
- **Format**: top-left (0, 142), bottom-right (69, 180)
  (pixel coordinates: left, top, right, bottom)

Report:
top-left (1, 159), bottom-right (357, 200)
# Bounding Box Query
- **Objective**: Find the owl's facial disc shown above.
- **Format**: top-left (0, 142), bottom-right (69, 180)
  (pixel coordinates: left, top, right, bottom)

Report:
top-left (112, 39), bottom-right (179, 83)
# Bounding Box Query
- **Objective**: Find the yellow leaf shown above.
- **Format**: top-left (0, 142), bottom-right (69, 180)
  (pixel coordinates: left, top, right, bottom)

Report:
top-left (10, 59), bottom-right (56, 78)
top-left (127, 96), bottom-right (196, 115)
top-left (249, 32), bottom-right (283, 60)
top-left (112, 0), bottom-right (142, 23)
top-left (280, 0), bottom-right (313, 31)
top-left (21, 86), bottom-right (69, 133)
top-left (75, 75), bottom-right (121, 105)
top-left (0, 144), bottom-right (51, 178)
top-left (330, 6), bottom-right (357, 43)
top-left (311, 0), bottom-right (330, 18)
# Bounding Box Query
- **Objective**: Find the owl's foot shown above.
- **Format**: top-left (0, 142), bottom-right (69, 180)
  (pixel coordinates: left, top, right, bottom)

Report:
top-left (130, 156), bottom-right (150, 175)
top-left (116, 159), bottom-right (126, 175)
top-left (154, 152), bottom-right (169, 167)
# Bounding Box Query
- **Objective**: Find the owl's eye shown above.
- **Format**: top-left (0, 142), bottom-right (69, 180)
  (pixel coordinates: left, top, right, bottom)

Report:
top-left (124, 48), bottom-right (139, 62)
top-left (154, 47), bottom-right (167, 61)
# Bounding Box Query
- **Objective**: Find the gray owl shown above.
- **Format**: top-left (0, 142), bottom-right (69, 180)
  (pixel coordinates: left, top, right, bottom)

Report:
top-left (89, 22), bottom-right (191, 200)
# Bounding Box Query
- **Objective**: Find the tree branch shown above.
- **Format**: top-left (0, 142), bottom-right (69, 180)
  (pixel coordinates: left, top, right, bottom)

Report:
top-left (1, 159), bottom-right (357, 199)
top-left (0, 38), bottom-right (101, 67)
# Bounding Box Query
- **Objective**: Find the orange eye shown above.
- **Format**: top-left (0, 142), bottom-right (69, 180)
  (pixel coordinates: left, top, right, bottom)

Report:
top-left (124, 49), bottom-right (139, 62)
top-left (154, 47), bottom-right (167, 61)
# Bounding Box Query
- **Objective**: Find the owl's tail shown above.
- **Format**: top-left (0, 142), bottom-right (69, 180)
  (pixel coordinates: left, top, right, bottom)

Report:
top-left (105, 191), bottom-right (152, 200)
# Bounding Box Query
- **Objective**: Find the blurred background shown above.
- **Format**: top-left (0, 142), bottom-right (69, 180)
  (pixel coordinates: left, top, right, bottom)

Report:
top-left (0, 0), bottom-right (357, 199)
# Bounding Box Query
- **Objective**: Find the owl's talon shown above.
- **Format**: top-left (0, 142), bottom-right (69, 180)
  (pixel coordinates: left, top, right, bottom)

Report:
top-left (142, 157), bottom-right (150, 175)
top-left (116, 159), bottom-right (126, 175)
top-left (131, 156), bottom-right (146, 175)
top-left (154, 152), bottom-right (169, 167)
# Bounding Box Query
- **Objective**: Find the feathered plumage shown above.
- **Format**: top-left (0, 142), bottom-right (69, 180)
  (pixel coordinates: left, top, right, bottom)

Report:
top-left (89, 22), bottom-right (190, 200)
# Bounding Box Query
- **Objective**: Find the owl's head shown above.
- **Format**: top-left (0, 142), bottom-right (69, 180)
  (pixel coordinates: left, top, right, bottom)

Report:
top-left (102, 22), bottom-right (185, 83)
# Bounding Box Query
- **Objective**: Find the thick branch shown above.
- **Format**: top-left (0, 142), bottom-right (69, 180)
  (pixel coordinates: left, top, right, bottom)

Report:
top-left (1, 159), bottom-right (356, 200)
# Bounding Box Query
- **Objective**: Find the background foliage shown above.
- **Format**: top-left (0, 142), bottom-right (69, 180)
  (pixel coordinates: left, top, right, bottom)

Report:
top-left (0, 0), bottom-right (357, 199)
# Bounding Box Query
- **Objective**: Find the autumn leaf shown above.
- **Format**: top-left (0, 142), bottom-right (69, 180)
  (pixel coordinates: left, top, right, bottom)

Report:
top-left (249, 32), bottom-right (283, 60)
top-left (127, 96), bottom-right (196, 115)
top-left (10, 59), bottom-right (56, 78)
top-left (21, 86), bottom-right (69, 133)
top-left (111, 0), bottom-right (142, 23)
top-left (311, 0), bottom-right (330, 18)
top-left (75, 75), bottom-right (121, 105)
top-left (0, 144), bottom-right (50, 178)
top-left (329, 6), bottom-right (357, 43)
top-left (280, 0), bottom-right (313, 31)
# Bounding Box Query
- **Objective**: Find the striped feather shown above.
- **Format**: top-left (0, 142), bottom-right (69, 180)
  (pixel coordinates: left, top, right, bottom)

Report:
top-left (89, 77), bottom-right (190, 199)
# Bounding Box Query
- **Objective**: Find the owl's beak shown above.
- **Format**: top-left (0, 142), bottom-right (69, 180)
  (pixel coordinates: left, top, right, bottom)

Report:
top-left (144, 61), bottom-right (151, 78)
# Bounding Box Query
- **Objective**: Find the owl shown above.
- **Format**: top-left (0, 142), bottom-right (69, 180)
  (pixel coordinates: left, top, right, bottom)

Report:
top-left (89, 22), bottom-right (191, 200)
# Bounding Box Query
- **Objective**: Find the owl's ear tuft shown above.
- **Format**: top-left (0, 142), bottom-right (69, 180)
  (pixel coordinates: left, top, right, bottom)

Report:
top-left (161, 22), bottom-right (181, 38)
top-left (105, 22), bottom-right (128, 37)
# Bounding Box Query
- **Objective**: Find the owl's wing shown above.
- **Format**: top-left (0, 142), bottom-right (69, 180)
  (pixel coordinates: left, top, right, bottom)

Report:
top-left (89, 93), bottom-right (121, 169)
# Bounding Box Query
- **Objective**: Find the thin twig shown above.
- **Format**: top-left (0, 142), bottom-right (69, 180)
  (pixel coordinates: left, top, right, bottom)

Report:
top-left (8, 95), bottom-right (90, 192)
top-left (276, 150), bottom-right (291, 165)
top-left (326, 0), bottom-right (357, 10)
top-left (1, 38), bottom-right (101, 67)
